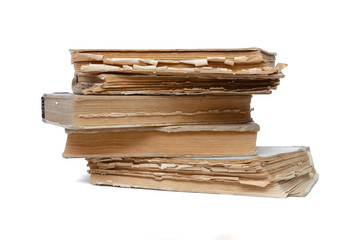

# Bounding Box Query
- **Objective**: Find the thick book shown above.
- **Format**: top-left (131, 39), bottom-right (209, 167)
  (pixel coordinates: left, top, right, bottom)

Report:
top-left (42, 93), bottom-right (253, 129)
top-left (63, 123), bottom-right (259, 158)
top-left (70, 48), bottom-right (287, 77)
top-left (87, 146), bottom-right (318, 198)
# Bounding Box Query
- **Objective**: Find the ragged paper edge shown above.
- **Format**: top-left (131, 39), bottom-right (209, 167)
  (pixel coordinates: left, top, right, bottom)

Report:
top-left (65, 122), bottom-right (260, 133)
top-left (84, 146), bottom-right (318, 197)
top-left (78, 109), bottom-right (252, 119)
top-left (89, 173), bottom-right (301, 198)
top-left (276, 63), bottom-right (288, 73)
top-left (288, 172), bottom-right (319, 197)
top-left (86, 148), bottom-right (313, 188)
top-left (79, 64), bottom-right (280, 76)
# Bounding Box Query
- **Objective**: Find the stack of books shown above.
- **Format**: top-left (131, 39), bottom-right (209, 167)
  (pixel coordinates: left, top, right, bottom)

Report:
top-left (42, 48), bottom-right (318, 197)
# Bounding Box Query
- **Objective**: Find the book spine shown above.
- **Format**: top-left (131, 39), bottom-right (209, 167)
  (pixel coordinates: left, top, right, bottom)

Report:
top-left (41, 95), bottom-right (45, 119)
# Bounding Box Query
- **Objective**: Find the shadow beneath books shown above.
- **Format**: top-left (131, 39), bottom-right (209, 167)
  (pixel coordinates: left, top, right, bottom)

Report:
top-left (77, 174), bottom-right (90, 184)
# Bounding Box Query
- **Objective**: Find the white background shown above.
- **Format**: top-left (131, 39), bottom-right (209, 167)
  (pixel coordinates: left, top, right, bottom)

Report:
top-left (1, 0), bottom-right (361, 239)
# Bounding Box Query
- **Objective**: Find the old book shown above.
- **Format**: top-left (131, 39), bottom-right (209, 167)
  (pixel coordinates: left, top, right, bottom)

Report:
top-left (72, 73), bottom-right (281, 95)
top-left (87, 146), bottom-right (318, 198)
top-left (42, 93), bottom-right (253, 129)
top-left (70, 48), bottom-right (287, 77)
top-left (63, 123), bottom-right (259, 158)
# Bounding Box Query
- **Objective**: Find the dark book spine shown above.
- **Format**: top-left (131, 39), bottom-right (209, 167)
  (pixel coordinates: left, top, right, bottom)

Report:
top-left (41, 95), bottom-right (45, 119)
